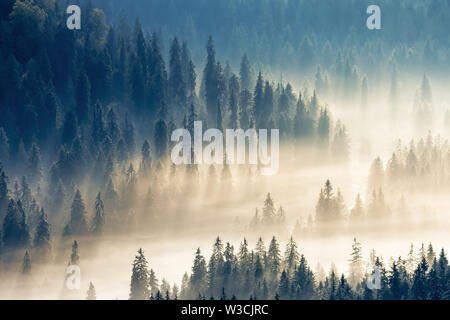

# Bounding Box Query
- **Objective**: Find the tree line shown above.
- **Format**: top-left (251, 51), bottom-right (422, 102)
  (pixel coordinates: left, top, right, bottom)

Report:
top-left (129, 237), bottom-right (450, 300)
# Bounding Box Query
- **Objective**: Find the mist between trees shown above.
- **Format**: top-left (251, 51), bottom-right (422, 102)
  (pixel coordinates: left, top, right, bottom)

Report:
top-left (0, 0), bottom-right (450, 300)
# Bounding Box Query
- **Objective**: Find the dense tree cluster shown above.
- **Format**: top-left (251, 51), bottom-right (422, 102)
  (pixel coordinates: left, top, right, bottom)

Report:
top-left (128, 238), bottom-right (450, 300)
top-left (249, 193), bottom-right (287, 235)
top-left (0, 0), bottom-right (351, 253)
top-left (368, 134), bottom-right (450, 194)
top-left (92, 0), bottom-right (450, 77)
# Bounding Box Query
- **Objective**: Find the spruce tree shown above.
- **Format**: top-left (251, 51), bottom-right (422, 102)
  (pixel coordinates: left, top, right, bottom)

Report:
top-left (154, 118), bottom-right (168, 160)
top-left (190, 248), bottom-right (207, 298)
top-left (70, 240), bottom-right (80, 265)
top-left (283, 237), bottom-right (299, 274)
top-left (33, 208), bottom-right (51, 261)
top-left (75, 70), bottom-right (91, 124)
top-left (2, 199), bottom-right (29, 248)
top-left (22, 250), bottom-right (31, 275)
top-left (27, 143), bottom-right (41, 184)
top-left (149, 269), bottom-right (159, 297)
top-left (294, 93), bottom-right (314, 143)
top-left (91, 192), bottom-right (105, 235)
top-left (229, 74), bottom-right (240, 128)
top-left (350, 194), bottom-right (365, 222)
top-left (239, 54), bottom-right (252, 91)
top-left (86, 282), bottom-right (96, 300)
top-left (412, 256), bottom-right (428, 300)
top-left (262, 193), bottom-right (276, 225)
top-left (140, 140), bottom-right (151, 174)
top-left (129, 248), bottom-right (150, 300)
top-left (278, 270), bottom-right (290, 299)
top-left (0, 163), bottom-right (8, 219)
top-left (0, 129), bottom-right (10, 167)
top-left (348, 238), bottom-right (364, 288)
top-left (169, 37), bottom-right (187, 109)
top-left (63, 190), bottom-right (88, 236)
top-left (203, 36), bottom-right (219, 125)
top-left (253, 72), bottom-right (264, 127)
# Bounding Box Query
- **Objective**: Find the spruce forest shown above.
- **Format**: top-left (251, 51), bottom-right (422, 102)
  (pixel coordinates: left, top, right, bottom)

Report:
top-left (0, 0), bottom-right (449, 300)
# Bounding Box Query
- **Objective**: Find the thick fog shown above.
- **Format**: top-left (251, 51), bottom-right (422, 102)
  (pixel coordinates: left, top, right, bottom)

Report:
top-left (1, 0), bottom-right (450, 300)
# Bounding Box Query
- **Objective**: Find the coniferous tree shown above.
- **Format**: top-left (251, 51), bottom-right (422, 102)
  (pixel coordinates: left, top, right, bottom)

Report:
top-left (27, 143), bottom-right (41, 185)
top-left (148, 33), bottom-right (168, 119)
top-left (278, 270), bottom-right (290, 299)
top-left (70, 240), bottom-right (80, 265)
top-left (106, 108), bottom-right (120, 145)
top-left (348, 238), bottom-right (364, 288)
top-left (149, 269), bottom-right (159, 297)
top-left (253, 72), bottom-right (264, 128)
top-left (262, 81), bottom-right (274, 128)
top-left (181, 41), bottom-right (196, 98)
top-left (140, 140), bottom-right (151, 174)
top-left (123, 116), bottom-right (136, 157)
top-left (203, 36), bottom-right (219, 125)
top-left (86, 282), bottom-right (96, 300)
top-left (0, 129), bottom-right (10, 167)
top-left (22, 250), bottom-right (31, 275)
top-left (208, 237), bottom-right (225, 297)
top-left (61, 111), bottom-right (78, 147)
top-left (190, 248), bottom-right (208, 298)
top-left (33, 208), bottom-right (51, 261)
top-left (129, 248), bottom-right (150, 300)
top-left (0, 163), bottom-right (8, 220)
top-left (154, 118), bottom-right (168, 160)
top-left (2, 199), bottom-right (29, 248)
top-left (169, 37), bottom-right (187, 110)
top-left (20, 176), bottom-right (32, 212)
top-left (412, 256), bottom-right (428, 300)
top-left (350, 194), bottom-right (365, 222)
top-left (64, 190), bottom-right (88, 236)
top-left (294, 94), bottom-right (314, 143)
top-left (317, 108), bottom-right (330, 149)
top-left (239, 54), bottom-right (252, 91)
top-left (229, 74), bottom-right (240, 128)
top-left (283, 237), bottom-right (299, 274)
top-left (293, 255), bottom-right (315, 299)
top-left (267, 237), bottom-right (281, 284)
top-left (262, 193), bottom-right (276, 225)
top-left (91, 192), bottom-right (105, 235)
top-left (75, 71), bottom-right (91, 125)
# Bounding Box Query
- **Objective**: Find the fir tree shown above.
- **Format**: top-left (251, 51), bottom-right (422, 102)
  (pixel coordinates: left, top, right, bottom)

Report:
top-left (149, 269), bottom-right (159, 297)
top-left (203, 36), bottom-right (219, 125)
top-left (129, 248), bottom-right (150, 300)
top-left (70, 240), bottom-right (80, 265)
top-left (86, 282), bottom-right (96, 300)
top-left (2, 199), bottom-right (30, 248)
top-left (33, 208), bottom-right (51, 261)
top-left (22, 250), bottom-right (31, 275)
top-left (283, 237), bottom-right (299, 274)
top-left (239, 54), bottom-right (252, 91)
top-left (411, 256), bottom-right (428, 300)
top-left (27, 143), bottom-right (41, 184)
top-left (140, 140), bottom-right (151, 174)
top-left (75, 70), bottom-right (91, 124)
top-left (91, 192), bottom-right (105, 235)
top-left (64, 190), bottom-right (88, 236)
top-left (190, 248), bottom-right (208, 298)
top-left (0, 164), bottom-right (9, 219)
top-left (348, 238), bottom-right (364, 288)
